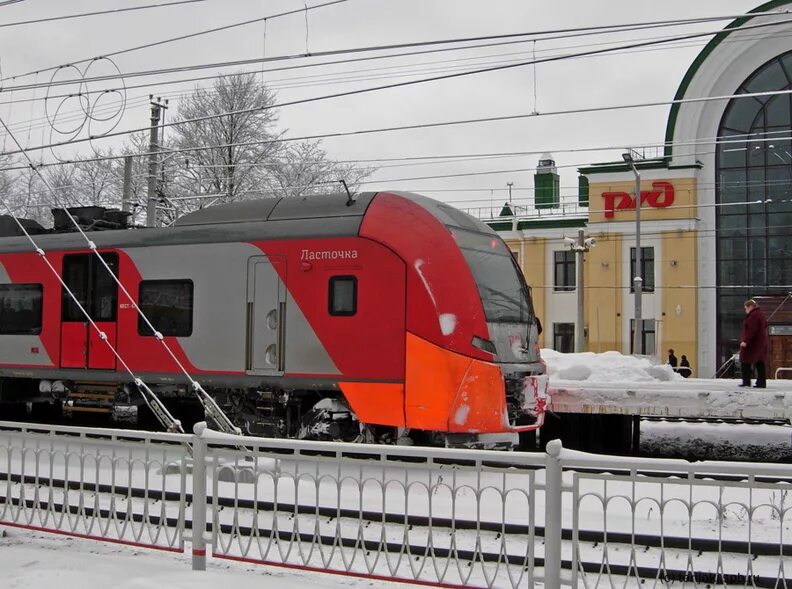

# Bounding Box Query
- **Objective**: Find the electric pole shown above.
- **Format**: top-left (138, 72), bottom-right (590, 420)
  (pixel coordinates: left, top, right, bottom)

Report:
top-left (567, 230), bottom-right (595, 353)
top-left (121, 155), bottom-right (133, 213)
top-left (623, 150), bottom-right (643, 355)
top-left (146, 96), bottom-right (168, 227)
top-left (507, 181), bottom-right (514, 202)
top-left (575, 229), bottom-right (585, 353)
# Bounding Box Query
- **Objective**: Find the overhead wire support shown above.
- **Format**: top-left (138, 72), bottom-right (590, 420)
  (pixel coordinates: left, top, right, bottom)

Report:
top-left (0, 116), bottom-right (242, 438)
top-left (147, 96), bottom-right (168, 227)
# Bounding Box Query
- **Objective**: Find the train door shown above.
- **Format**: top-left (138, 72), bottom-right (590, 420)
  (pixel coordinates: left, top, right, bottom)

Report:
top-left (60, 253), bottom-right (119, 370)
top-left (246, 256), bottom-right (286, 374)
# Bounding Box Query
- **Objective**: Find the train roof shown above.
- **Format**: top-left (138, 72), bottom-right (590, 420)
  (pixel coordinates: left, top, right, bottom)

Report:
top-left (0, 191), bottom-right (495, 254)
top-left (173, 192), bottom-right (376, 226)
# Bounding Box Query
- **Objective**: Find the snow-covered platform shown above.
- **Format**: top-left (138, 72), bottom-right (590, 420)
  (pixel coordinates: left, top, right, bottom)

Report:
top-left (550, 379), bottom-right (792, 420)
top-left (542, 350), bottom-right (792, 420)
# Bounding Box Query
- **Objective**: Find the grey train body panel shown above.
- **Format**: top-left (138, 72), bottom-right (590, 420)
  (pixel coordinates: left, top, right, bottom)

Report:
top-left (125, 243), bottom-right (340, 376)
top-left (124, 242), bottom-right (256, 373)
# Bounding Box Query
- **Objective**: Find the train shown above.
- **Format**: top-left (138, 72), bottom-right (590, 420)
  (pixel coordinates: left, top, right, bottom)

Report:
top-left (0, 191), bottom-right (546, 448)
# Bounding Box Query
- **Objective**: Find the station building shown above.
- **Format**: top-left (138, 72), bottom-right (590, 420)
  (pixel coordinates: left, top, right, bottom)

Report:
top-left (486, 1), bottom-right (792, 379)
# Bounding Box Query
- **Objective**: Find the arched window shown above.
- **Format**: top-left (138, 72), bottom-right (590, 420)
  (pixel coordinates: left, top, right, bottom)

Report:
top-left (716, 52), bottom-right (792, 366)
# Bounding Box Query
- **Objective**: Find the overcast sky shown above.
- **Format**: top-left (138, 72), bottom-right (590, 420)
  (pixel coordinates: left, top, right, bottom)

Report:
top-left (0, 0), bottom-right (768, 211)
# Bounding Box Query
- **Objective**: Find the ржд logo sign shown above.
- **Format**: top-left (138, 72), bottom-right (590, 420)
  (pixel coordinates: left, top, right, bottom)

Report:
top-left (602, 181), bottom-right (674, 219)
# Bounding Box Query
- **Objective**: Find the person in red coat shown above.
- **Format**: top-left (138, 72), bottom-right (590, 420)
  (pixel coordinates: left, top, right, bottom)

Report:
top-left (739, 299), bottom-right (769, 388)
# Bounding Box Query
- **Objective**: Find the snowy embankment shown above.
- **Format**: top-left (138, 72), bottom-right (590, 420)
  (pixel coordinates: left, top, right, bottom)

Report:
top-left (542, 349), bottom-right (792, 460)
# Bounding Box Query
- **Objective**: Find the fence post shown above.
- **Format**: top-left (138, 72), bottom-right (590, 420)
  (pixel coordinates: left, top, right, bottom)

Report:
top-left (191, 421), bottom-right (208, 571)
top-left (544, 439), bottom-right (563, 589)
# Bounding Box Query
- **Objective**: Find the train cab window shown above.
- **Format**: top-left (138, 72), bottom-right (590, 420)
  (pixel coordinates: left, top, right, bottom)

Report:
top-left (329, 276), bottom-right (357, 316)
top-left (0, 284), bottom-right (43, 335)
top-left (138, 279), bottom-right (194, 337)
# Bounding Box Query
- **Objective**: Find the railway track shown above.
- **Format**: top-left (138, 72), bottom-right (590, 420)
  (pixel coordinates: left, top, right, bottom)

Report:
top-left (1, 471), bottom-right (787, 588)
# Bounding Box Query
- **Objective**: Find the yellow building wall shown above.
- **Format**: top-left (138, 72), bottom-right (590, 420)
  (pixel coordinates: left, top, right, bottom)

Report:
top-left (499, 175), bottom-right (699, 360)
top-left (661, 231), bottom-right (698, 376)
top-left (508, 238), bottom-right (547, 348)
top-left (583, 233), bottom-right (622, 352)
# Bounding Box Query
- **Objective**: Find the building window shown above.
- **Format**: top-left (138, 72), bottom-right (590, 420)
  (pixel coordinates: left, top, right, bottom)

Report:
top-left (138, 280), bottom-right (194, 337)
top-left (630, 247), bottom-right (655, 292)
top-left (715, 51), bottom-right (792, 365)
top-left (329, 276), bottom-right (357, 316)
top-left (0, 283), bottom-right (43, 335)
top-left (630, 319), bottom-right (656, 355)
top-left (554, 250), bottom-right (575, 292)
top-left (553, 323), bottom-right (575, 353)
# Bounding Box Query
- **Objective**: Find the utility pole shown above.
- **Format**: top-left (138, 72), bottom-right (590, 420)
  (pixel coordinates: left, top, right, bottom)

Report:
top-left (623, 150), bottom-right (643, 355)
top-left (121, 156), bottom-right (133, 213)
top-left (575, 229), bottom-right (586, 353)
top-left (567, 230), bottom-right (595, 353)
top-left (146, 96), bottom-right (168, 227)
top-left (507, 181), bottom-right (514, 202)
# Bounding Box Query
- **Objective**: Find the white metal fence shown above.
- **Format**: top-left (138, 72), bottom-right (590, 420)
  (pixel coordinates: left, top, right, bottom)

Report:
top-left (0, 420), bottom-right (189, 553)
top-left (1, 419), bottom-right (790, 588)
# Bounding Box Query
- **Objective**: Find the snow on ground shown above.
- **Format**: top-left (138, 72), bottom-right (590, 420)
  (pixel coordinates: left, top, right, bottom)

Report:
top-left (0, 526), bottom-right (398, 589)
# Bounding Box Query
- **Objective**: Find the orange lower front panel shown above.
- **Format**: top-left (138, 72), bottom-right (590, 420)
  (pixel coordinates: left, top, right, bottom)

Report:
top-left (404, 332), bottom-right (508, 434)
top-left (338, 382), bottom-right (406, 428)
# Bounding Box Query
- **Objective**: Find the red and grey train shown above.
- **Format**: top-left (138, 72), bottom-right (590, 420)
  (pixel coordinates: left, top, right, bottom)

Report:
top-left (0, 191), bottom-right (545, 447)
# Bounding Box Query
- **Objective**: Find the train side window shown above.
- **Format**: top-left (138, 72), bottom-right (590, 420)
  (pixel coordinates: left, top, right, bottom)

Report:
top-left (138, 279), bottom-right (194, 337)
top-left (329, 276), bottom-right (357, 316)
top-left (0, 283), bottom-right (43, 335)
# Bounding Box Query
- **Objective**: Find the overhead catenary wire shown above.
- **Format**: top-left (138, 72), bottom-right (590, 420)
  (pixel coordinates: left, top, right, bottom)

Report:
top-left (0, 0), bottom-right (214, 29)
top-left (9, 17), bottom-right (792, 109)
top-left (5, 75), bottom-right (792, 165)
top-left (3, 111), bottom-right (792, 182)
top-left (4, 8), bottom-right (791, 90)
top-left (4, 13), bottom-right (792, 165)
top-left (0, 0), bottom-right (350, 83)
top-left (7, 20), bottom-right (792, 155)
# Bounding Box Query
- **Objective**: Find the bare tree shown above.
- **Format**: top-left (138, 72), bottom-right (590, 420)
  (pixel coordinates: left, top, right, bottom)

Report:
top-left (264, 140), bottom-right (373, 198)
top-left (171, 73), bottom-right (282, 206)
top-left (43, 150), bottom-right (118, 209)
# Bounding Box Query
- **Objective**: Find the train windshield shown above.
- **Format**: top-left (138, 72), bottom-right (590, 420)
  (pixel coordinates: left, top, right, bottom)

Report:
top-left (451, 228), bottom-right (534, 323)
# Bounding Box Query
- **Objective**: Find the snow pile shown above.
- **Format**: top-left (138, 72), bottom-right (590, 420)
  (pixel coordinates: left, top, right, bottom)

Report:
top-left (541, 349), bottom-right (683, 384)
